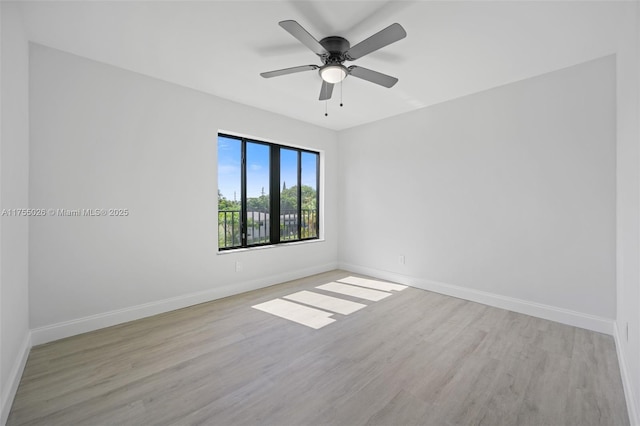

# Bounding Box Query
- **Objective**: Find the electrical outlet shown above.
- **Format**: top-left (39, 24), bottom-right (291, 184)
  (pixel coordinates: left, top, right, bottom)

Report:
top-left (399, 255), bottom-right (405, 265)
top-left (235, 261), bottom-right (243, 272)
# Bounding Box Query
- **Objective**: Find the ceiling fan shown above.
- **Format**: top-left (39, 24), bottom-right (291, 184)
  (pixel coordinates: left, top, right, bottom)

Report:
top-left (260, 20), bottom-right (407, 101)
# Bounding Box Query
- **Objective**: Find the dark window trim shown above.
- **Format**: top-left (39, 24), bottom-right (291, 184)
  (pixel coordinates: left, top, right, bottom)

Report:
top-left (218, 133), bottom-right (320, 251)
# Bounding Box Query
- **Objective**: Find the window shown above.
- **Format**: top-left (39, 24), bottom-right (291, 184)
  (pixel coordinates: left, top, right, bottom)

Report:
top-left (218, 133), bottom-right (320, 250)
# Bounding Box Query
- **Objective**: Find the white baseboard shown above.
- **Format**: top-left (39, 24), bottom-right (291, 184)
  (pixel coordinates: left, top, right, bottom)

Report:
top-left (614, 322), bottom-right (640, 426)
top-left (1, 331), bottom-right (31, 426)
top-left (339, 262), bottom-right (615, 335)
top-left (31, 262), bottom-right (338, 346)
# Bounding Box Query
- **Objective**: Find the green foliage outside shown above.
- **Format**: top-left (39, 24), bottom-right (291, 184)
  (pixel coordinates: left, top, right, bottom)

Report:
top-left (218, 190), bottom-right (240, 211)
top-left (247, 194), bottom-right (269, 212)
top-left (280, 184), bottom-right (317, 212)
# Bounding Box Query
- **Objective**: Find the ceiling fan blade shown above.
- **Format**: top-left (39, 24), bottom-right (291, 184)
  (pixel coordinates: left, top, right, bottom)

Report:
top-left (319, 81), bottom-right (334, 101)
top-left (348, 66), bottom-right (398, 88)
top-left (279, 20), bottom-right (329, 57)
top-left (345, 23), bottom-right (407, 60)
top-left (260, 65), bottom-right (319, 78)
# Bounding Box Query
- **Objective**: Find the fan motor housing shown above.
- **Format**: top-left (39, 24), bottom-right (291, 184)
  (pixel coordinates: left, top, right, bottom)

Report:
top-left (319, 36), bottom-right (350, 62)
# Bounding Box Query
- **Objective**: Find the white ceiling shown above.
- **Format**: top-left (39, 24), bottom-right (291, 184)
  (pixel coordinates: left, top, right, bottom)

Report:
top-left (17, 0), bottom-right (631, 130)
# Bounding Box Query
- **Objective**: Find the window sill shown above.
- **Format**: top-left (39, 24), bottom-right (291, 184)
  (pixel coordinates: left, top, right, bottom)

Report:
top-left (217, 238), bottom-right (325, 255)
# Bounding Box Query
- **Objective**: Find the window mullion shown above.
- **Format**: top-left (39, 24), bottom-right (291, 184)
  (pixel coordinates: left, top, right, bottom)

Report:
top-left (270, 146), bottom-right (281, 244)
top-left (297, 150), bottom-right (302, 240)
top-left (240, 139), bottom-right (247, 247)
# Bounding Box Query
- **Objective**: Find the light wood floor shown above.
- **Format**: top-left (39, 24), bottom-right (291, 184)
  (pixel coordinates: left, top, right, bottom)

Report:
top-left (8, 270), bottom-right (629, 425)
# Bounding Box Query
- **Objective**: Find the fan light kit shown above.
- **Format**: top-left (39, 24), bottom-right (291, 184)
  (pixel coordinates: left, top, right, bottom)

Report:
top-left (320, 65), bottom-right (347, 84)
top-left (261, 20), bottom-right (407, 116)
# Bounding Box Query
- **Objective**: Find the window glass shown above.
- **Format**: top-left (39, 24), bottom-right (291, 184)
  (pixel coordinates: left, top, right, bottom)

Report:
top-left (280, 149), bottom-right (299, 241)
top-left (301, 151), bottom-right (319, 239)
top-left (246, 142), bottom-right (270, 245)
top-left (218, 136), bottom-right (241, 249)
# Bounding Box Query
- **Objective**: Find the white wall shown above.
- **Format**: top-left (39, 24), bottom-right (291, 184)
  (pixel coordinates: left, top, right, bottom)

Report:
top-left (635, 4), bottom-right (640, 418)
top-left (28, 44), bottom-right (338, 342)
top-left (613, 2), bottom-right (640, 423)
top-left (0, 2), bottom-right (31, 424)
top-left (339, 56), bottom-right (616, 331)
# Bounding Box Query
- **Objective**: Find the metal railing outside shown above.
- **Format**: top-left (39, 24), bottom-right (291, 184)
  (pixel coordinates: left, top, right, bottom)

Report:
top-left (219, 209), bottom-right (317, 248)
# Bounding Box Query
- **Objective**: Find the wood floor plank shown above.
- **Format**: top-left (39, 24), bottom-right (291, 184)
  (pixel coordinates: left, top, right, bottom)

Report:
top-left (7, 270), bottom-right (629, 426)
top-left (365, 389), bottom-right (432, 426)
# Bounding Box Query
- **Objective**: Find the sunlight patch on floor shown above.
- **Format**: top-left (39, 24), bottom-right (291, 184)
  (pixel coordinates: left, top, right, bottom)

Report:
top-left (252, 298), bottom-right (335, 329)
top-left (338, 276), bottom-right (408, 292)
top-left (252, 276), bottom-right (406, 329)
top-left (316, 282), bottom-right (392, 301)
top-left (284, 290), bottom-right (366, 315)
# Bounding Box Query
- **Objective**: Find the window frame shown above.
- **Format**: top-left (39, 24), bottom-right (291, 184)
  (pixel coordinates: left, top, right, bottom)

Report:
top-left (217, 133), bottom-right (320, 251)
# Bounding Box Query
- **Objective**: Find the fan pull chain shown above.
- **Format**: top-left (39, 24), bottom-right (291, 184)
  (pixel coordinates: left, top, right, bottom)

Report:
top-left (340, 80), bottom-right (343, 107)
top-left (323, 82), bottom-right (328, 116)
